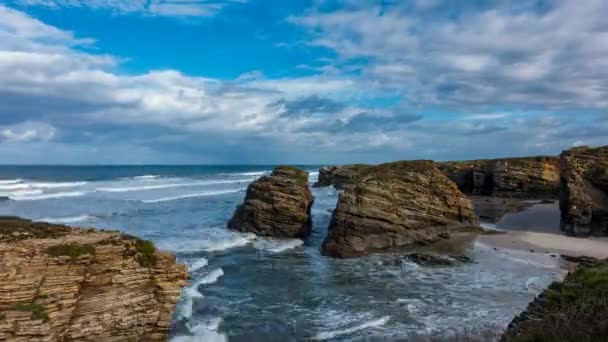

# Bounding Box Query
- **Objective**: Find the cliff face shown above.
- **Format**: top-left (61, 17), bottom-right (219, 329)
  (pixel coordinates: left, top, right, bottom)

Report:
top-left (439, 156), bottom-right (560, 198)
top-left (559, 146), bottom-right (608, 236)
top-left (0, 217), bottom-right (188, 342)
top-left (322, 161), bottom-right (479, 258)
top-left (228, 166), bottom-right (314, 238)
top-left (313, 164), bottom-right (371, 189)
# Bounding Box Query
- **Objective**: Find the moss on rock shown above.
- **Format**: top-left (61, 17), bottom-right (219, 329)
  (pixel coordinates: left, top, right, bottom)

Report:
top-left (47, 243), bottom-right (95, 260)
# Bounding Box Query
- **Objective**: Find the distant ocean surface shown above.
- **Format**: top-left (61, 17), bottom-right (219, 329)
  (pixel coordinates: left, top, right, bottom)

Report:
top-left (0, 166), bottom-right (564, 341)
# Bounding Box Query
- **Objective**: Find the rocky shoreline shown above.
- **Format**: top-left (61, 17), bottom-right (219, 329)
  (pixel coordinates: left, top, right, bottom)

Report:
top-left (0, 217), bottom-right (188, 341)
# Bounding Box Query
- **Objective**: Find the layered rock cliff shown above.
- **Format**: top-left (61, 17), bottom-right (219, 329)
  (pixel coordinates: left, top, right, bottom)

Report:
top-left (439, 156), bottom-right (560, 198)
top-left (559, 146), bottom-right (608, 236)
top-left (0, 217), bottom-right (188, 341)
top-left (313, 164), bottom-right (371, 189)
top-left (322, 160), bottom-right (480, 258)
top-left (228, 166), bottom-right (314, 238)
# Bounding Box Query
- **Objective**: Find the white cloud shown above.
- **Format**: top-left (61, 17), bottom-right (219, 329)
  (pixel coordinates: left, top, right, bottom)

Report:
top-left (13, 0), bottom-right (247, 17)
top-left (0, 122), bottom-right (56, 142)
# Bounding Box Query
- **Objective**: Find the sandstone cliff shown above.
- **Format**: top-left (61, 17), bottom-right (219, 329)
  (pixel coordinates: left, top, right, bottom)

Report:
top-left (559, 145), bottom-right (608, 236)
top-left (0, 217), bottom-right (188, 341)
top-left (322, 160), bottom-right (480, 258)
top-left (228, 166), bottom-right (314, 238)
top-left (439, 156), bottom-right (560, 198)
top-left (313, 164), bottom-right (371, 189)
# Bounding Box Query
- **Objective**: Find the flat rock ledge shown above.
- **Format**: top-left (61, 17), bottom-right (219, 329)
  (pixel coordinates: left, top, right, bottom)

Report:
top-left (322, 160), bottom-right (480, 258)
top-left (0, 217), bottom-right (189, 342)
top-left (228, 166), bottom-right (314, 238)
top-left (559, 145), bottom-right (608, 236)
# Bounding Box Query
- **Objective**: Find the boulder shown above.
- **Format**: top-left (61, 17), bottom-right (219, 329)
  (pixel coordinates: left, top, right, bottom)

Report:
top-left (439, 156), bottom-right (560, 198)
top-left (322, 160), bottom-right (480, 258)
top-left (559, 145), bottom-right (608, 236)
top-left (313, 164), bottom-right (371, 189)
top-left (0, 217), bottom-right (188, 342)
top-left (228, 166), bottom-right (314, 238)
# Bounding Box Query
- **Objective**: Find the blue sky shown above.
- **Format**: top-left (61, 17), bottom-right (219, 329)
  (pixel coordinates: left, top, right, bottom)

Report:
top-left (0, 0), bottom-right (606, 164)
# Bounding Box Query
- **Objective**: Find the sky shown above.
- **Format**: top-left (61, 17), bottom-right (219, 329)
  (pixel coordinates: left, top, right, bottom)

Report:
top-left (0, 0), bottom-right (607, 164)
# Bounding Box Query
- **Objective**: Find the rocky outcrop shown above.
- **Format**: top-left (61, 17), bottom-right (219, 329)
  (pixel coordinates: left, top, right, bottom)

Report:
top-left (322, 160), bottom-right (480, 258)
top-left (0, 217), bottom-right (188, 342)
top-left (559, 146), bottom-right (608, 236)
top-left (228, 166), bottom-right (314, 238)
top-left (439, 156), bottom-right (560, 198)
top-left (313, 164), bottom-right (371, 189)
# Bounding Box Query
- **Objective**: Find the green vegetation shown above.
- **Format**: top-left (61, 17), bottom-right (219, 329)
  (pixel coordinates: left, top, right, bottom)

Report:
top-left (47, 243), bottom-right (95, 260)
top-left (135, 238), bottom-right (158, 267)
top-left (8, 303), bottom-right (48, 322)
top-left (275, 165), bottom-right (309, 185)
top-left (504, 261), bottom-right (608, 342)
top-left (0, 313), bottom-right (5, 321)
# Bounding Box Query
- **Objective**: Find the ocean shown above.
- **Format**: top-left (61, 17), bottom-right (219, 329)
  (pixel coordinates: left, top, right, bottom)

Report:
top-left (0, 166), bottom-right (564, 341)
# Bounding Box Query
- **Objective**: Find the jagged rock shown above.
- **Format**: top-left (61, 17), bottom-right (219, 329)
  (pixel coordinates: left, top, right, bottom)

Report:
top-left (403, 253), bottom-right (472, 266)
top-left (228, 166), bottom-right (314, 238)
top-left (439, 156), bottom-right (560, 198)
top-left (313, 164), bottom-right (371, 189)
top-left (559, 146), bottom-right (608, 236)
top-left (322, 160), bottom-right (480, 258)
top-left (0, 217), bottom-right (188, 342)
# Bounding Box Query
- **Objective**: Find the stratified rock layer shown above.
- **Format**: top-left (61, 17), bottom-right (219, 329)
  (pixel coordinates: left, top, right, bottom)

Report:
top-left (439, 156), bottom-right (560, 198)
top-left (313, 164), bottom-right (371, 189)
top-left (559, 146), bottom-right (608, 236)
top-left (0, 217), bottom-right (188, 342)
top-left (228, 166), bottom-right (314, 238)
top-left (322, 161), bottom-right (480, 258)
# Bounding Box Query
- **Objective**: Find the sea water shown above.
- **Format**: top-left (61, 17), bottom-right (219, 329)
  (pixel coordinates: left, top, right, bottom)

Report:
top-left (0, 166), bottom-right (564, 341)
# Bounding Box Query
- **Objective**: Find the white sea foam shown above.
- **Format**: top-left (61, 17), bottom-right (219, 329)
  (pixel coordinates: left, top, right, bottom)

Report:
top-left (171, 331), bottom-right (227, 342)
top-left (10, 189), bottom-right (44, 196)
top-left (0, 181), bottom-right (86, 190)
top-left (133, 175), bottom-right (161, 179)
top-left (40, 214), bottom-right (92, 224)
top-left (480, 222), bottom-right (499, 230)
top-left (188, 258), bottom-right (209, 273)
top-left (199, 268), bottom-right (224, 285)
top-left (312, 316), bottom-right (390, 340)
top-left (98, 180), bottom-right (249, 193)
top-left (191, 317), bottom-right (223, 334)
top-left (253, 238), bottom-right (304, 253)
top-left (201, 232), bottom-right (256, 252)
top-left (0, 179), bottom-right (22, 184)
top-left (141, 189), bottom-right (245, 203)
top-left (229, 171), bottom-right (269, 176)
top-left (9, 191), bottom-right (86, 201)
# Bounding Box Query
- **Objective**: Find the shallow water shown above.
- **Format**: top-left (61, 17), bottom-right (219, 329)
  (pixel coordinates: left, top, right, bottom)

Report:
top-left (0, 166), bottom-right (564, 341)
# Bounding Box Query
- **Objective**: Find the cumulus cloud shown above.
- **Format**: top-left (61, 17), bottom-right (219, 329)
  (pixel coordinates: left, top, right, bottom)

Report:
top-left (0, 122), bottom-right (56, 142)
top-left (290, 0), bottom-right (608, 110)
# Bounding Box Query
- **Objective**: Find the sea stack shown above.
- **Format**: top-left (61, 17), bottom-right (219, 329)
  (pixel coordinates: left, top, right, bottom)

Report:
top-left (228, 166), bottom-right (314, 238)
top-left (559, 145), bottom-right (608, 236)
top-left (322, 160), bottom-right (480, 258)
top-left (313, 164), bottom-right (371, 189)
top-left (438, 156), bottom-right (561, 198)
top-left (0, 217), bottom-right (188, 341)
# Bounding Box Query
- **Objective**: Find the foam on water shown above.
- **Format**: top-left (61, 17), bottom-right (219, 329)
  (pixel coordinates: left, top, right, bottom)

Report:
top-left (0, 179), bottom-right (22, 184)
top-left (98, 181), bottom-right (250, 193)
top-left (9, 191), bottom-right (87, 201)
top-left (227, 171), bottom-right (269, 176)
top-left (156, 230), bottom-right (256, 254)
top-left (199, 268), bottom-right (224, 285)
top-left (188, 258), bottom-right (209, 273)
top-left (253, 238), bottom-right (304, 253)
top-left (141, 189), bottom-right (245, 203)
top-left (133, 175), bottom-right (161, 179)
top-left (0, 181), bottom-right (86, 190)
top-left (312, 316), bottom-right (390, 340)
top-left (40, 214), bottom-right (93, 224)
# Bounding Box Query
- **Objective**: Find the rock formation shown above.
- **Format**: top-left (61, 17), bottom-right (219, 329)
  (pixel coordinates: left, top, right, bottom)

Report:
top-left (559, 145), bottom-right (608, 236)
top-left (439, 156), bottom-right (560, 198)
top-left (228, 166), bottom-right (314, 238)
top-left (313, 164), bottom-right (371, 189)
top-left (0, 217), bottom-right (188, 341)
top-left (322, 160), bottom-right (480, 258)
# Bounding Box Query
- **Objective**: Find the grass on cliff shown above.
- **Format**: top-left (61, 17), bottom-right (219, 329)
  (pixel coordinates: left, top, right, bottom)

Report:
top-left (505, 261), bottom-right (608, 342)
top-left (135, 238), bottom-right (158, 267)
top-left (7, 303), bottom-right (48, 322)
top-left (47, 243), bottom-right (95, 260)
top-left (275, 165), bottom-right (309, 185)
